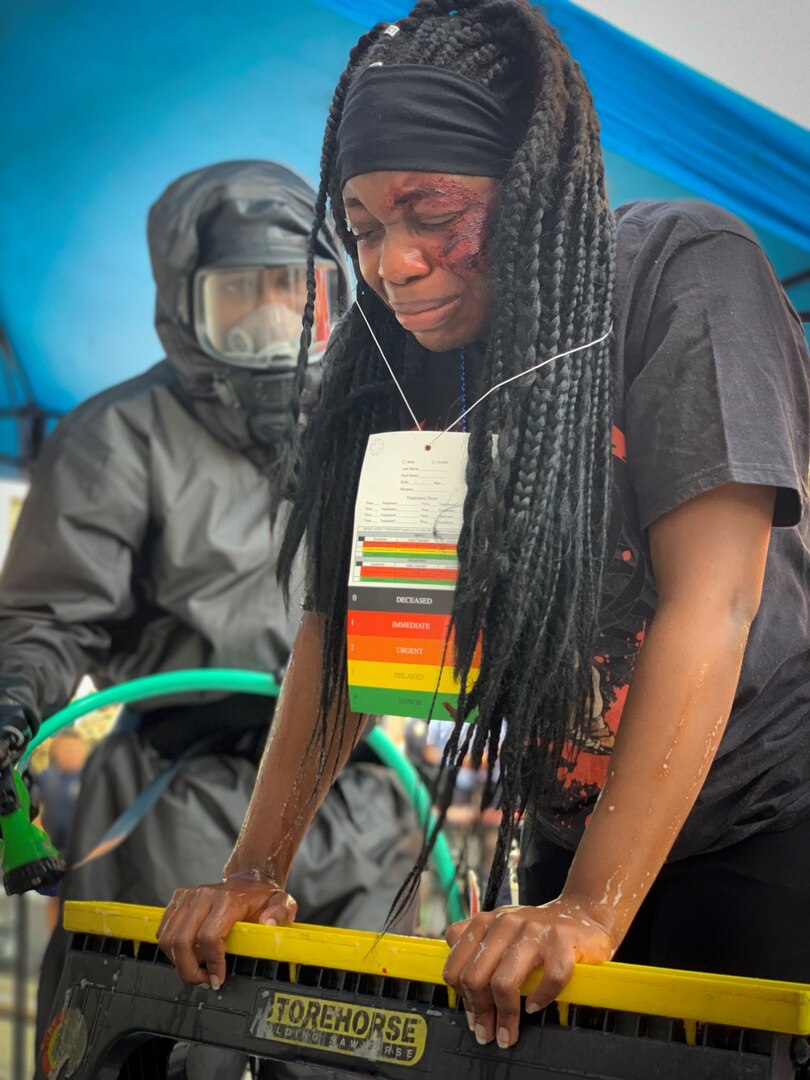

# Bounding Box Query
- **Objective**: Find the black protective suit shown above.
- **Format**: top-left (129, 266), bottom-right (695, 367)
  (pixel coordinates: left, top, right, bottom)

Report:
top-left (0, 162), bottom-right (419, 1079)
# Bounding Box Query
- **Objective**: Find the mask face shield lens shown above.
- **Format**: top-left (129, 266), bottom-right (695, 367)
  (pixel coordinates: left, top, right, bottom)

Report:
top-left (311, 263), bottom-right (342, 363)
top-left (194, 261), bottom-right (339, 369)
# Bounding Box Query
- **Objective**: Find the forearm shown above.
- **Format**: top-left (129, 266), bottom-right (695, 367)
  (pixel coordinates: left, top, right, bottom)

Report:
top-left (0, 623), bottom-right (96, 731)
top-left (442, 486), bottom-right (774, 1039)
top-left (561, 596), bottom-right (752, 943)
top-left (224, 611), bottom-right (366, 884)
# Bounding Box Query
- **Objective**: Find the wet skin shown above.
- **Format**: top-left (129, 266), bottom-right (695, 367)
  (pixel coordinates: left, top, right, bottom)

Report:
top-left (342, 171), bottom-right (498, 352)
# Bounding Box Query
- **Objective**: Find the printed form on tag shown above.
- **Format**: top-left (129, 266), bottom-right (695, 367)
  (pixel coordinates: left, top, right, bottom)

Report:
top-left (347, 430), bottom-right (480, 720)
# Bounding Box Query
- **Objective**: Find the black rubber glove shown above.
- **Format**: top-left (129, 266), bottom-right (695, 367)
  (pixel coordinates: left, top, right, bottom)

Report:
top-left (0, 740), bottom-right (22, 815)
top-left (0, 674), bottom-right (37, 751)
top-left (0, 706), bottom-right (32, 816)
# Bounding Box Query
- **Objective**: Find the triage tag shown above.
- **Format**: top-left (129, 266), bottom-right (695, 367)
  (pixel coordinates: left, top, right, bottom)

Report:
top-left (347, 430), bottom-right (480, 720)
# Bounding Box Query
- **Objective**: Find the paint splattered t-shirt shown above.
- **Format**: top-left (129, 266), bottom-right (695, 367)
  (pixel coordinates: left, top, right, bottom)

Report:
top-left (531, 200), bottom-right (810, 860)
top-left (309, 199), bottom-right (809, 862)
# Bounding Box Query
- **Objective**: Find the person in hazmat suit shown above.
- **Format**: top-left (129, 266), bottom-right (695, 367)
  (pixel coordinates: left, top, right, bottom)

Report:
top-left (0, 160), bottom-right (419, 1079)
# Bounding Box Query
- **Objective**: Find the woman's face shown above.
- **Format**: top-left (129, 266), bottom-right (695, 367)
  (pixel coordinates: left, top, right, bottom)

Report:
top-left (342, 171), bottom-right (498, 352)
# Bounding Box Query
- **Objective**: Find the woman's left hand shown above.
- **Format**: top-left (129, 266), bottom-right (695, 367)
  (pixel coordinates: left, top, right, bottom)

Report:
top-left (443, 900), bottom-right (614, 1049)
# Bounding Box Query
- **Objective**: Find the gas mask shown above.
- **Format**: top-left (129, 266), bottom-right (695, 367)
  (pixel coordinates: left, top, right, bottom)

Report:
top-left (193, 261), bottom-right (339, 370)
top-left (192, 260), bottom-right (340, 447)
top-left (221, 301), bottom-right (303, 368)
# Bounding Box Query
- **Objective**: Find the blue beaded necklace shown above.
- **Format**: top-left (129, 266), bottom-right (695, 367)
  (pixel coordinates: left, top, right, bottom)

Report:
top-left (458, 348), bottom-right (468, 432)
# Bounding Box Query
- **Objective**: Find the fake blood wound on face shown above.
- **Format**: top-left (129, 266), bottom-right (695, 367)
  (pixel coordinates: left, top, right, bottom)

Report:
top-left (439, 197), bottom-right (495, 275)
top-left (382, 177), bottom-right (498, 276)
top-left (346, 170), bottom-right (499, 350)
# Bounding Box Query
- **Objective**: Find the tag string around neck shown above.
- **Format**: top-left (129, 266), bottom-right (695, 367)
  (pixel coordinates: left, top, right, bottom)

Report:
top-left (353, 297), bottom-right (421, 430)
top-left (353, 294), bottom-right (612, 448)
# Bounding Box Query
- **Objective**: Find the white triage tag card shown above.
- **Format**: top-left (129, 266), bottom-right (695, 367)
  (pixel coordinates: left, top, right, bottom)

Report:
top-left (346, 430), bottom-right (480, 720)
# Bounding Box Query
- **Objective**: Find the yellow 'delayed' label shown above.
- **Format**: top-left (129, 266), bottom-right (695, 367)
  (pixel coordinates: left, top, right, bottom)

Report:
top-left (251, 991), bottom-right (427, 1065)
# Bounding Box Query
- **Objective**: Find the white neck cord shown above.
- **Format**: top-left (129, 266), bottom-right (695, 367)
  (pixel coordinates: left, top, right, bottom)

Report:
top-left (354, 297), bottom-right (421, 430)
top-left (353, 294), bottom-right (612, 447)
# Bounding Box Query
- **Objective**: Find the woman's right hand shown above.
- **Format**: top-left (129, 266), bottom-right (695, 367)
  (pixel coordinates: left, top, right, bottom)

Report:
top-left (157, 873), bottom-right (297, 990)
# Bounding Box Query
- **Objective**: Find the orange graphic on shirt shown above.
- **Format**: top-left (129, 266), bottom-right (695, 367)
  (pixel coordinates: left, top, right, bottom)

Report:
top-left (550, 425), bottom-right (656, 837)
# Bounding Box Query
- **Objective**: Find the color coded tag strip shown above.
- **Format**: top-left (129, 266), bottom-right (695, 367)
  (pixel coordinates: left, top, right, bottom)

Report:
top-left (347, 432), bottom-right (478, 719)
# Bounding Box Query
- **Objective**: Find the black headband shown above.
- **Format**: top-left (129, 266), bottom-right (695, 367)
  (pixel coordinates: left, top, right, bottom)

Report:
top-left (336, 63), bottom-right (522, 186)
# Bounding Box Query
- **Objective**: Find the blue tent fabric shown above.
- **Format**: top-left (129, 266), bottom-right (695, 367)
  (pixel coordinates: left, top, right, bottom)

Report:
top-left (314, 0), bottom-right (810, 251)
top-left (0, 0), bottom-right (360, 415)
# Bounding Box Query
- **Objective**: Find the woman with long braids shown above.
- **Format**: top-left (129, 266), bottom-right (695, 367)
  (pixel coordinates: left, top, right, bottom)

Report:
top-left (159, 0), bottom-right (810, 1050)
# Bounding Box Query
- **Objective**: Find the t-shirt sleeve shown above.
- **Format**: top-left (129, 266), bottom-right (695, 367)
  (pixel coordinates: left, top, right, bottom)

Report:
top-left (623, 223), bottom-right (809, 530)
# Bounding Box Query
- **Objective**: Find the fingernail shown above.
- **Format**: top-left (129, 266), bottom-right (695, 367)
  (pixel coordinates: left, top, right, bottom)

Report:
top-left (201, 982), bottom-right (211, 991)
top-left (497, 1026), bottom-right (510, 1049)
top-left (474, 1023), bottom-right (490, 1045)
top-left (210, 976), bottom-right (221, 992)
top-left (526, 1002), bottom-right (541, 1015)
top-left (259, 915), bottom-right (277, 926)
top-left (465, 1011), bottom-right (475, 1031)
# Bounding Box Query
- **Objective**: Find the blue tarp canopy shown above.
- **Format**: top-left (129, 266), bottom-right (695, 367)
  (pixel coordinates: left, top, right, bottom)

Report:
top-left (1, 0), bottom-right (808, 463)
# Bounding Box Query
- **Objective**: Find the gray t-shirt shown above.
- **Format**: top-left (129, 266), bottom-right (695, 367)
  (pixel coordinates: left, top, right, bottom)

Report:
top-left (537, 200), bottom-right (810, 859)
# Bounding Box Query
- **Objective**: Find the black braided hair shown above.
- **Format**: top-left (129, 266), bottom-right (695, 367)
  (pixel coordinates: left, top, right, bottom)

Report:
top-left (279, 0), bottom-right (615, 916)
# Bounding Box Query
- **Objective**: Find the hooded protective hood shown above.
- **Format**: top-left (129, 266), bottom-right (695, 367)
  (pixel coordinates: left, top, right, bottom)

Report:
top-left (147, 160), bottom-right (349, 471)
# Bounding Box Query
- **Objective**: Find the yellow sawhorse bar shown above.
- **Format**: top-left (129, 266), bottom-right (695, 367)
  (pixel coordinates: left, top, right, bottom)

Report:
top-left (38, 900), bottom-right (810, 1079)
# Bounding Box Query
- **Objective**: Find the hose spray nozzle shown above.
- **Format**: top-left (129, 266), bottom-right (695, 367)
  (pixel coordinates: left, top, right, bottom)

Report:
top-left (0, 732), bottom-right (64, 895)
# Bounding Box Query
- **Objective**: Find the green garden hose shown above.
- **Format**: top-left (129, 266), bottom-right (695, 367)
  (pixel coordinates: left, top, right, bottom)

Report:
top-left (22, 669), bottom-right (281, 759)
top-left (20, 668), bottom-right (465, 922)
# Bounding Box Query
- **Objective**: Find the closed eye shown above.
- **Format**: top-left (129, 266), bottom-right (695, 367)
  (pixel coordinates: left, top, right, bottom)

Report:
top-left (347, 224), bottom-right (382, 245)
top-left (414, 212), bottom-right (464, 231)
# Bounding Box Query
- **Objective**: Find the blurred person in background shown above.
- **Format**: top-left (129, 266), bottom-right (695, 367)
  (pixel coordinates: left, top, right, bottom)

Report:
top-left (37, 729), bottom-right (88, 859)
top-left (35, 728), bottom-right (88, 930)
